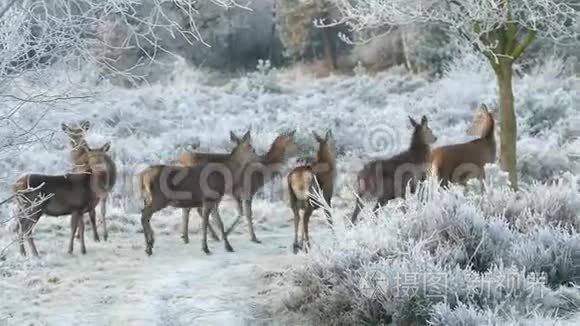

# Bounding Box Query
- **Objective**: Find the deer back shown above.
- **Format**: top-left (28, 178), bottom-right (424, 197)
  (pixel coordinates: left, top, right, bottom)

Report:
top-left (14, 172), bottom-right (98, 217)
top-left (431, 105), bottom-right (496, 183)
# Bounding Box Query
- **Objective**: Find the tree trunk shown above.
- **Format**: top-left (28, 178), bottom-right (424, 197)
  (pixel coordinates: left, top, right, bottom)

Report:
top-left (496, 60), bottom-right (518, 190)
top-left (321, 26), bottom-right (337, 72)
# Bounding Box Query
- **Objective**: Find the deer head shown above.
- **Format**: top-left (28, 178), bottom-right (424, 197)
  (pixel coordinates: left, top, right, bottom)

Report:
top-left (313, 130), bottom-right (336, 164)
top-left (268, 129), bottom-right (299, 161)
top-left (61, 120), bottom-right (91, 148)
top-left (409, 115), bottom-right (437, 145)
top-left (230, 129), bottom-right (251, 145)
top-left (467, 104), bottom-right (495, 138)
top-left (229, 131), bottom-right (259, 168)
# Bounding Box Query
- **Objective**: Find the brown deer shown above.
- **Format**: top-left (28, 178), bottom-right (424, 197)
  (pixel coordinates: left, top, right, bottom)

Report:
top-left (176, 130), bottom-right (298, 244)
top-left (61, 121), bottom-right (117, 242)
top-left (13, 145), bottom-right (112, 257)
top-left (173, 131), bottom-right (248, 243)
top-left (287, 130), bottom-right (336, 254)
top-left (231, 130), bottom-right (298, 243)
top-left (430, 104), bottom-right (496, 187)
top-left (350, 116), bottom-right (437, 224)
top-left (138, 130), bottom-right (259, 255)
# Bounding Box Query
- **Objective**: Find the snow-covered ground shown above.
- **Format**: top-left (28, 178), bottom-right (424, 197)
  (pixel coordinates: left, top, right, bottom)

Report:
top-left (1, 54), bottom-right (579, 325)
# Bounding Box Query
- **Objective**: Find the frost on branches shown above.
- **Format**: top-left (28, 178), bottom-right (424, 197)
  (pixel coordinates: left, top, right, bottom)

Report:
top-left (329, 0), bottom-right (579, 57)
top-left (0, 0), bottom-right (240, 155)
top-left (0, 0), bottom-right (239, 228)
top-left (327, 0), bottom-right (579, 189)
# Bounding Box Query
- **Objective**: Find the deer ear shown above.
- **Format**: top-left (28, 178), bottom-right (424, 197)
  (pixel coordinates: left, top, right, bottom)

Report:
top-left (325, 129), bottom-right (332, 141)
top-left (480, 103), bottom-right (489, 113)
top-left (408, 116), bottom-right (418, 127)
top-left (287, 129), bottom-right (296, 138)
top-left (421, 115), bottom-right (428, 126)
top-left (80, 120), bottom-right (90, 130)
top-left (101, 142), bottom-right (111, 152)
top-left (230, 131), bottom-right (241, 144)
top-left (242, 129), bottom-right (252, 143)
top-left (313, 131), bottom-right (323, 143)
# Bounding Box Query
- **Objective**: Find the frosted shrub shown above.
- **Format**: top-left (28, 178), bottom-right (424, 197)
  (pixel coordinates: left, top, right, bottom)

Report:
top-left (227, 59), bottom-right (282, 95)
top-left (504, 227), bottom-right (580, 287)
top-left (257, 174), bottom-right (580, 324)
top-left (258, 245), bottom-right (578, 325)
top-left (518, 138), bottom-right (576, 183)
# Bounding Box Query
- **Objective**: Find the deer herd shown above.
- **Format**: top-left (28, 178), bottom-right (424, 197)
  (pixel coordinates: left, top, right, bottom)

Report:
top-left (11, 103), bottom-right (496, 258)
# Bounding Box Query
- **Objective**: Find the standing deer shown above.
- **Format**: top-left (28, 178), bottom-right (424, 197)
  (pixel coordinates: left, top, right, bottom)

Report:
top-left (430, 104), bottom-right (496, 187)
top-left (61, 121), bottom-right (116, 242)
top-left (176, 130), bottom-right (298, 244)
top-left (174, 131), bottom-right (249, 243)
top-left (231, 130), bottom-right (298, 243)
top-left (287, 130), bottom-right (336, 254)
top-left (13, 145), bottom-right (112, 256)
top-left (350, 116), bottom-right (437, 224)
top-left (138, 130), bottom-right (259, 255)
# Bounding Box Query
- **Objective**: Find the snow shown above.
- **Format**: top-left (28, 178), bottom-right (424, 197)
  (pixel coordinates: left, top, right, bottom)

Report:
top-left (0, 54), bottom-right (579, 324)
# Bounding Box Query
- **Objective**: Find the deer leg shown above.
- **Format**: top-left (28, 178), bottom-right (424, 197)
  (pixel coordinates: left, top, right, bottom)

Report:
top-left (302, 206), bottom-right (314, 253)
top-left (101, 195), bottom-right (108, 241)
top-left (25, 216), bottom-right (40, 258)
top-left (76, 212), bottom-right (87, 255)
top-left (196, 207), bottom-right (219, 241)
top-left (200, 202), bottom-right (213, 255)
top-left (208, 208), bottom-right (221, 242)
top-left (181, 208), bottom-right (191, 244)
top-left (350, 195), bottom-right (364, 225)
top-left (141, 205), bottom-right (155, 256)
top-left (244, 199), bottom-right (260, 243)
top-left (17, 215), bottom-right (26, 256)
top-left (68, 213), bottom-right (80, 255)
top-left (75, 215), bottom-right (83, 239)
top-left (89, 208), bottom-right (100, 242)
top-left (323, 193), bottom-right (333, 231)
top-left (212, 206), bottom-right (234, 252)
top-left (290, 196), bottom-right (302, 254)
top-left (19, 211), bottom-right (40, 257)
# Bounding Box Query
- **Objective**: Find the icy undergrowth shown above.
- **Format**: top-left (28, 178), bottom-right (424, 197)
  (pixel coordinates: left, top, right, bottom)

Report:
top-left (0, 54), bottom-right (578, 217)
top-left (253, 169), bottom-right (580, 325)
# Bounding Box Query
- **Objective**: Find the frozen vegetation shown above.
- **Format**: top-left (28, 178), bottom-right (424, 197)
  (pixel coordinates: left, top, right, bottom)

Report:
top-left (0, 51), bottom-right (579, 324)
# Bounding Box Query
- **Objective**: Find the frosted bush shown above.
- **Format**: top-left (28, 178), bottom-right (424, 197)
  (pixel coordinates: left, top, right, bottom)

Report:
top-left (258, 245), bottom-right (579, 325)
top-left (518, 137), bottom-right (577, 183)
top-left (226, 59), bottom-right (282, 95)
top-left (256, 174), bottom-right (580, 324)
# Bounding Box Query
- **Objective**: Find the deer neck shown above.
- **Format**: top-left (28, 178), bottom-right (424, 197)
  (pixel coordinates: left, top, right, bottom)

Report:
top-left (409, 132), bottom-right (430, 155)
top-left (69, 138), bottom-right (89, 163)
top-left (316, 146), bottom-right (336, 171)
top-left (262, 143), bottom-right (289, 166)
top-left (479, 117), bottom-right (497, 160)
top-left (480, 117), bottom-right (495, 141)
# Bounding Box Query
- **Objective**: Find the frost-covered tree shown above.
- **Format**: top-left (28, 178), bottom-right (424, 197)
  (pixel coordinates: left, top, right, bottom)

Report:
top-left (275, 0), bottom-right (338, 69)
top-left (0, 0), bottom-right (239, 153)
top-left (0, 0), bottom-right (238, 240)
top-left (328, 0), bottom-right (580, 189)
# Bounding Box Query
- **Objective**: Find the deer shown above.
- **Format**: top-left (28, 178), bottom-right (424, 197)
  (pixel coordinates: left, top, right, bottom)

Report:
top-left (61, 121), bottom-right (117, 242)
top-left (430, 104), bottom-right (496, 187)
top-left (138, 130), bottom-right (260, 255)
top-left (13, 145), bottom-right (112, 257)
top-left (175, 130), bottom-right (298, 244)
top-left (230, 130), bottom-right (298, 243)
top-left (173, 131), bottom-right (249, 243)
top-left (287, 130), bottom-right (336, 254)
top-left (350, 116), bottom-right (437, 225)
